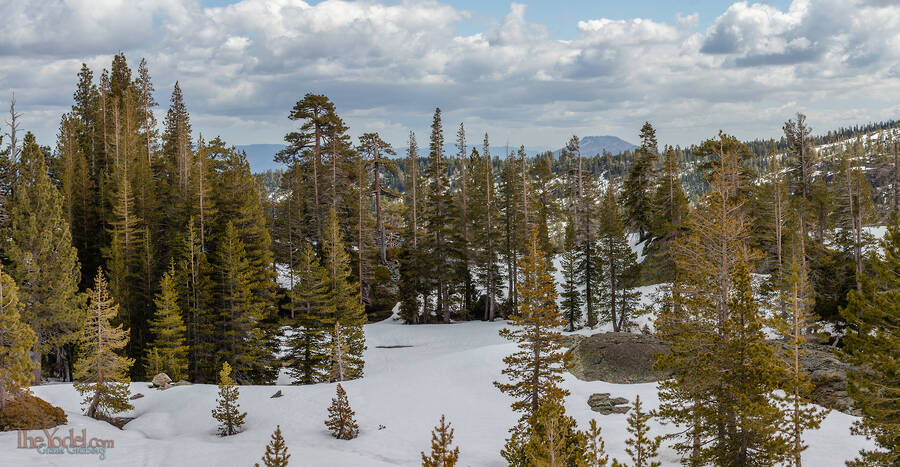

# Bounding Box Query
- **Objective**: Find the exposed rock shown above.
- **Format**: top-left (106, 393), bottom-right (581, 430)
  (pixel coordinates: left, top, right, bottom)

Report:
top-left (151, 373), bottom-right (172, 389)
top-left (173, 380), bottom-right (192, 386)
top-left (271, 390), bottom-right (283, 398)
top-left (587, 393), bottom-right (630, 415)
top-left (772, 341), bottom-right (857, 415)
top-left (566, 332), bottom-right (670, 384)
top-left (129, 393), bottom-right (145, 400)
top-left (567, 332), bottom-right (860, 415)
top-left (560, 334), bottom-right (586, 349)
top-left (0, 393), bottom-right (67, 431)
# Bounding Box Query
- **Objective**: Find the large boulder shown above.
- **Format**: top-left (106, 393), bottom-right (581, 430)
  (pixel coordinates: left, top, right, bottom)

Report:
top-left (567, 332), bottom-right (859, 415)
top-left (566, 332), bottom-right (670, 384)
top-left (151, 373), bottom-right (172, 389)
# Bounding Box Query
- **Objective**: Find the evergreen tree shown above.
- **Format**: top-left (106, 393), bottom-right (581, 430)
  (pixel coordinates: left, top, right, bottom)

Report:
top-left (55, 113), bottom-right (96, 286)
top-left (530, 154), bottom-right (559, 261)
top-left (841, 224), bottom-right (900, 466)
top-left (621, 396), bottom-right (662, 467)
top-left (576, 229), bottom-right (600, 329)
top-left (623, 122), bottom-right (658, 240)
top-left (655, 133), bottom-right (792, 466)
top-left (106, 171), bottom-right (148, 372)
top-left (287, 243), bottom-right (332, 384)
top-left (399, 131), bottom-right (425, 323)
top-left (584, 419), bottom-right (610, 467)
top-left (597, 184), bottom-right (641, 332)
top-left (646, 145), bottom-right (689, 282)
top-left (520, 400), bottom-right (586, 467)
top-left (7, 133), bottom-right (81, 384)
top-left (358, 132), bottom-right (398, 264)
top-left (559, 230), bottom-right (583, 332)
top-left (74, 268), bottom-right (134, 419)
top-left (454, 123), bottom-right (475, 316)
top-left (255, 425), bottom-right (290, 467)
top-left (780, 252), bottom-right (827, 467)
top-left (146, 261), bottom-right (188, 381)
top-left (213, 145), bottom-right (276, 318)
top-left (499, 153), bottom-right (526, 314)
top-left (212, 361), bottom-right (246, 436)
top-left (215, 221), bottom-right (271, 383)
top-left (322, 208), bottom-right (366, 381)
top-left (495, 227), bottom-right (568, 418)
top-left (469, 138), bottom-right (503, 321)
top-left (423, 107), bottom-right (456, 322)
top-left (0, 266), bottom-right (36, 409)
top-left (177, 220), bottom-right (216, 382)
top-left (325, 383), bottom-right (359, 440)
top-left (283, 93), bottom-right (339, 243)
top-left (421, 414), bottom-right (460, 467)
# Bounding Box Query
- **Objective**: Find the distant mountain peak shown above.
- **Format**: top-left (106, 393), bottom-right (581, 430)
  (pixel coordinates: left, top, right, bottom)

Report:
top-left (553, 135), bottom-right (637, 157)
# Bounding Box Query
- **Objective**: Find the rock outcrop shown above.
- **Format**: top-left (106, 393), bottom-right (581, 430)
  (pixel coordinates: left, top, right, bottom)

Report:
top-left (567, 332), bottom-right (858, 414)
top-left (587, 393), bottom-right (630, 414)
top-left (566, 332), bottom-right (670, 384)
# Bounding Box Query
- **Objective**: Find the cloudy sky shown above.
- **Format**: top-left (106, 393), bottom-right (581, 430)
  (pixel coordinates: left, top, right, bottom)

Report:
top-left (2, 0), bottom-right (899, 153)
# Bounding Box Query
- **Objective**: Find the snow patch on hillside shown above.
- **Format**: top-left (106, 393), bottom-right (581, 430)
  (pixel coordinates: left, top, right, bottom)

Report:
top-left (1, 319), bottom-right (873, 466)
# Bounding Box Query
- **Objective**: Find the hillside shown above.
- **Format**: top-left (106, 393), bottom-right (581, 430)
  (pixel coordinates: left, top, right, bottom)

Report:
top-left (0, 317), bottom-right (872, 466)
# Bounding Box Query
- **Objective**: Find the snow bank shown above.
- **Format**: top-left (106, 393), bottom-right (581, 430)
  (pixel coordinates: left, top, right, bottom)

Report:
top-left (1, 318), bottom-right (874, 466)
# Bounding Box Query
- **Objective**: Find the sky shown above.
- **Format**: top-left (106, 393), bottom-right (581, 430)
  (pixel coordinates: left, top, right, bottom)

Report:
top-left (1, 0), bottom-right (899, 152)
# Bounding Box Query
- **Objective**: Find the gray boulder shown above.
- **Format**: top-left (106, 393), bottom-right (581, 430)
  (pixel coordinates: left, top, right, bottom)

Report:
top-left (151, 373), bottom-right (172, 389)
top-left (566, 332), bottom-right (670, 384)
top-left (567, 332), bottom-right (859, 415)
top-left (587, 393), bottom-right (630, 414)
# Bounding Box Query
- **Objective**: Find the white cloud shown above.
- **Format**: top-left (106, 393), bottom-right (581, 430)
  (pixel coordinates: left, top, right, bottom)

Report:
top-left (1, 0), bottom-right (899, 153)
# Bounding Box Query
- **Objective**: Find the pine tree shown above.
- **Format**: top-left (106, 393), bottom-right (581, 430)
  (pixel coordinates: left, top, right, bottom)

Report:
top-left (7, 133), bottom-right (81, 384)
top-left (0, 266), bottom-right (36, 410)
top-left (322, 208), bottom-right (366, 381)
top-left (623, 122), bottom-right (658, 240)
top-left (499, 153), bottom-right (526, 314)
top-left (584, 419), bottom-right (610, 467)
top-left (146, 261), bottom-right (188, 381)
top-left (469, 138), bottom-right (503, 321)
top-left (597, 184), bottom-right (641, 332)
top-left (287, 243), bottom-right (332, 384)
top-left (283, 93), bottom-right (338, 243)
top-left (646, 145), bottom-right (688, 282)
top-left (421, 414), bottom-right (460, 467)
top-left (325, 383), bottom-right (359, 440)
top-left (655, 133), bottom-right (792, 465)
top-left (399, 131), bottom-right (425, 323)
top-left (621, 396), bottom-right (662, 467)
top-left (423, 107), bottom-right (455, 322)
top-left (520, 400), bottom-right (586, 467)
top-left (779, 252), bottom-right (827, 467)
top-left (495, 226), bottom-right (568, 418)
top-left (74, 268), bottom-right (134, 419)
top-left (841, 223), bottom-right (900, 466)
top-left (358, 132), bottom-right (398, 264)
top-left (455, 123), bottom-right (475, 316)
top-left (216, 221), bottom-right (268, 384)
top-left (559, 230), bottom-right (582, 332)
top-left (255, 425), bottom-right (290, 467)
top-left (212, 361), bottom-right (246, 436)
top-left (106, 170), bottom-right (148, 372)
top-left (177, 220), bottom-right (216, 382)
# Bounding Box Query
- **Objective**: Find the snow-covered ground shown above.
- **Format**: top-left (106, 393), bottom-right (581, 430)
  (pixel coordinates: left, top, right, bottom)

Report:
top-left (1, 317), bottom-right (874, 466)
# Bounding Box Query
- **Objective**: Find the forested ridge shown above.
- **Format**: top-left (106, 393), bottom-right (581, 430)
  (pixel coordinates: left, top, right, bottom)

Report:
top-left (1, 54), bottom-right (897, 465)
